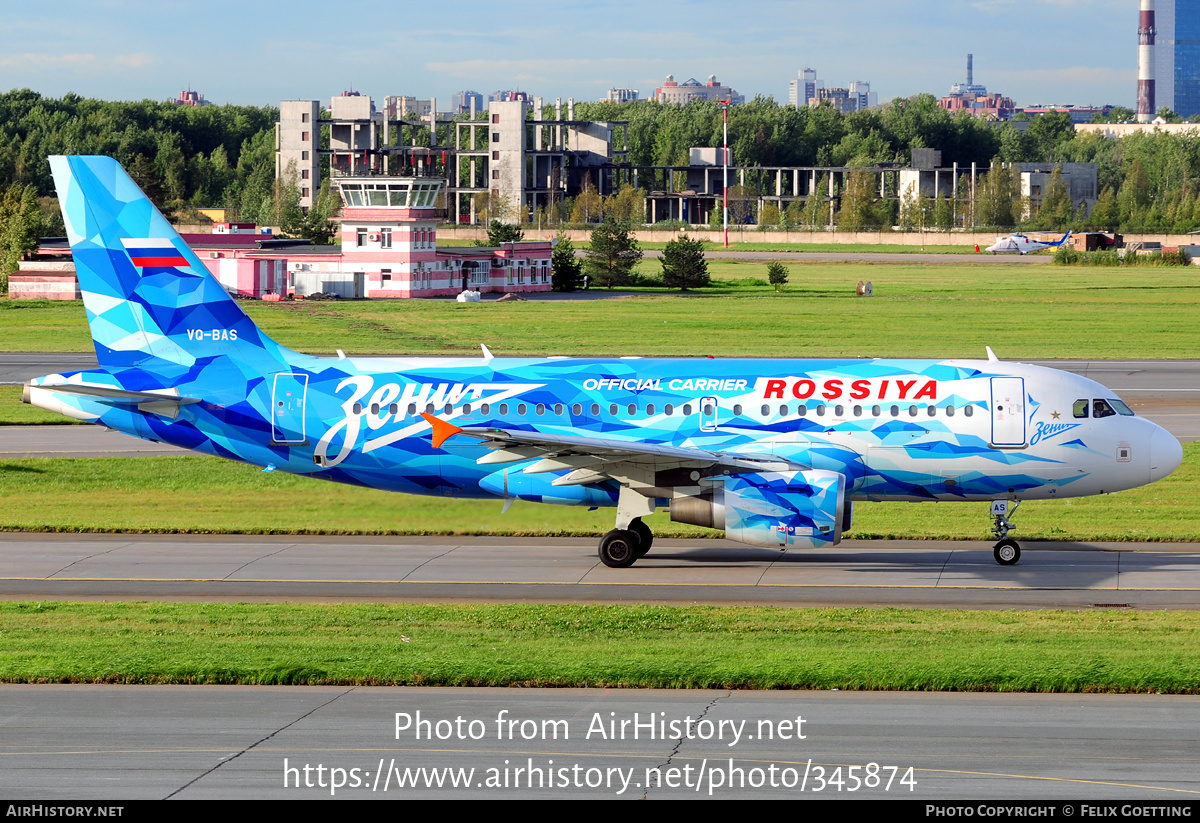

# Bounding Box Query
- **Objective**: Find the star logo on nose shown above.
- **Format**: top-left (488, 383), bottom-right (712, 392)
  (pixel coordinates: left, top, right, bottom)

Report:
top-left (1051, 411), bottom-right (1061, 419)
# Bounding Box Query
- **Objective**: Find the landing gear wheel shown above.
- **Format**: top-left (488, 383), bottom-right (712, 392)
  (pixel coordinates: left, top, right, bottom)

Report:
top-left (599, 529), bottom-right (638, 568)
top-left (993, 539), bottom-right (1020, 566)
top-left (628, 518), bottom-right (653, 559)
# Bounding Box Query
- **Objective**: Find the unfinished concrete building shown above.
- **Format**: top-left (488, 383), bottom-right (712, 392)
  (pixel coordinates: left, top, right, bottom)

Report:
top-left (276, 94), bottom-right (629, 224)
top-left (276, 100), bottom-right (321, 209)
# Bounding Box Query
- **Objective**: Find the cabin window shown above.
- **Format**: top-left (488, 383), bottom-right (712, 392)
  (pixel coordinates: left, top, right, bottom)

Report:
top-left (797, 404), bottom-right (807, 416)
top-left (536, 403), bottom-right (545, 415)
top-left (590, 403), bottom-right (600, 415)
top-left (834, 404), bottom-right (844, 417)
top-left (389, 404), bottom-right (398, 415)
top-left (571, 403), bottom-right (582, 415)
top-left (370, 403), bottom-right (379, 415)
top-left (963, 405), bottom-right (974, 417)
top-left (408, 404), bottom-right (417, 415)
top-left (499, 403), bottom-right (509, 415)
top-left (628, 403), bottom-right (637, 416)
top-left (732, 404), bottom-right (741, 416)
top-left (425, 403), bottom-right (435, 414)
top-left (444, 403), bottom-right (453, 414)
top-left (853, 405), bottom-right (862, 417)
top-left (1093, 399), bottom-right (1117, 419)
top-left (1073, 399), bottom-right (1089, 418)
top-left (872, 405), bottom-right (882, 417)
top-left (353, 403), bottom-right (363, 415)
top-left (665, 404), bottom-right (674, 415)
top-left (610, 403), bottom-right (619, 416)
top-left (517, 403), bottom-right (527, 415)
top-left (683, 404), bottom-right (693, 415)
top-left (909, 405), bottom-right (918, 417)
top-left (779, 404), bottom-right (788, 416)
top-left (945, 405), bottom-right (955, 417)
top-left (554, 403), bottom-right (564, 415)
top-left (816, 405), bottom-right (826, 416)
top-left (463, 403), bottom-right (472, 414)
top-left (481, 404), bottom-right (490, 415)
top-left (703, 403), bottom-right (713, 416)
top-left (927, 406), bottom-right (936, 417)
top-left (647, 403), bottom-right (657, 415)
top-left (761, 404), bottom-right (770, 417)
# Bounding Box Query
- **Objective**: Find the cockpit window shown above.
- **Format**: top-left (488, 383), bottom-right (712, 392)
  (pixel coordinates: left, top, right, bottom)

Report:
top-left (1072, 399), bottom-right (1089, 419)
top-left (1093, 399), bottom-right (1117, 419)
top-left (1109, 399), bottom-right (1135, 416)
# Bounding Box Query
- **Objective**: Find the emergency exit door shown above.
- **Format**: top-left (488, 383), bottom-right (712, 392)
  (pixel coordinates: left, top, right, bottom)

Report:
top-left (272, 373), bottom-right (308, 444)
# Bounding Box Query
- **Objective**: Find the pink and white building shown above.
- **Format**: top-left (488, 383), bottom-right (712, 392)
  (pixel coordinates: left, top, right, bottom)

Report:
top-left (202, 177), bottom-right (552, 299)
top-left (20, 177), bottom-right (553, 301)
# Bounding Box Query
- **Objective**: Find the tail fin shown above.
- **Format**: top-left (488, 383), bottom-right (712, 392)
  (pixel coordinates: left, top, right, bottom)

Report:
top-left (50, 155), bottom-right (285, 370)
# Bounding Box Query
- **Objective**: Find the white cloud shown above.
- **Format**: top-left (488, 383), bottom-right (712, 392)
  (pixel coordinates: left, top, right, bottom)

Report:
top-left (0, 52), bottom-right (96, 68)
top-left (0, 51), bottom-right (156, 71)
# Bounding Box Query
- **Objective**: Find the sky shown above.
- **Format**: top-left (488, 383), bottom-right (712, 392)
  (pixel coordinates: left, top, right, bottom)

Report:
top-left (1, 0), bottom-right (1137, 109)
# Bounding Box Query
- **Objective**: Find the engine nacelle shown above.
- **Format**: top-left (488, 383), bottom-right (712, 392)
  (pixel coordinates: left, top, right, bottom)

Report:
top-left (671, 470), bottom-right (847, 550)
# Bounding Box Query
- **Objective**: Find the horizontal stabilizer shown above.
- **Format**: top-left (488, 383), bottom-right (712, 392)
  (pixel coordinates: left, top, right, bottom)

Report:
top-left (26, 380), bottom-right (201, 405)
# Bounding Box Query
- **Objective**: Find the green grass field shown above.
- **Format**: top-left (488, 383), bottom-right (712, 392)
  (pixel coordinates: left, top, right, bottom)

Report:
top-left (0, 445), bottom-right (1194, 540)
top-left (1, 602), bottom-right (1197, 692)
top-left (4, 261), bottom-right (1200, 359)
top-left (620, 241), bottom-right (978, 254)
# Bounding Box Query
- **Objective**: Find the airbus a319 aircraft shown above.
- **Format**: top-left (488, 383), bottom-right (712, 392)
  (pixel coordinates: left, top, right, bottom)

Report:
top-left (24, 157), bottom-right (1183, 568)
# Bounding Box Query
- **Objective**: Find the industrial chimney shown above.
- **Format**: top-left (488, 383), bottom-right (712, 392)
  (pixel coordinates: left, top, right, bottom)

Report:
top-left (967, 54), bottom-right (973, 88)
top-left (1138, 0), bottom-right (1156, 122)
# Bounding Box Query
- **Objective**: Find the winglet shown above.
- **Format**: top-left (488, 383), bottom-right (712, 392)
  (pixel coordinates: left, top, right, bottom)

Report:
top-left (421, 412), bottom-right (463, 449)
top-left (986, 346), bottom-right (999, 362)
top-left (481, 343), bottom-right (494, 363)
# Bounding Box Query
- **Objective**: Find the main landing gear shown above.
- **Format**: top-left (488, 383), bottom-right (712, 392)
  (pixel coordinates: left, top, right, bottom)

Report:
top-left (598, 487), bottom-right (657, 568)
top-left (598, 517), bottom-right (654, 568)
top-left (990, 500), bottom-right (1021, 566)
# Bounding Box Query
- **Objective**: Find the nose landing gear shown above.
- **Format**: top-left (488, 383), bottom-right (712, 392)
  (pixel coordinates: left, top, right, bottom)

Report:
top-left (990, 500), bottom-right (1021, 565)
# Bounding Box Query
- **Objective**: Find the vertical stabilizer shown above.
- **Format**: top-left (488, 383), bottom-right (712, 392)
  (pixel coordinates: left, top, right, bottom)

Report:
top-left (49, 155), bottom-right (286, 370)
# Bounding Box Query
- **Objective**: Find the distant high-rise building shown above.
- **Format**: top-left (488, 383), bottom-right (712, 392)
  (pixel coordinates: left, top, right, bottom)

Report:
top-left (788, 68), bottom-right (821, 108)
top-left (654, 75), bottom-right (744, 105)
top-left (175, 90), bottom-right (207, 107)
top-left (388, 96), bottom-right (433, 118)
top-left (939, 55), bottom-right (1012, 119)
top-left (848, 81), bottom-right (878, 111)
top-left (949, 54), bottom-right (988, 96)
top-left (489, 90), bottom-right (530, 104)
top-left (452, 90), bottom-right (484, 115)
top-left (606, 88), bottom-right (640, 103)
top-left (1152, 1), bottom-right (1200, 118)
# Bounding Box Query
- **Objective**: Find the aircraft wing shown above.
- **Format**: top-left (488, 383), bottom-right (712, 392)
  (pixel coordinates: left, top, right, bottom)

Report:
top-left (421, 413), bottom-right (795, 486)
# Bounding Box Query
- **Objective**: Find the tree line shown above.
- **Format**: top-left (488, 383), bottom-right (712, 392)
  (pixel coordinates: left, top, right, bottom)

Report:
top-left (7, 88), bottom-right (1200, 285)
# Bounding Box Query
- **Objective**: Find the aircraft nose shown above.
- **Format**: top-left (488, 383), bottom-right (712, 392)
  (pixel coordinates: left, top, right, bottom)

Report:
top-left (1149, 426), bottom-right (1184, 483)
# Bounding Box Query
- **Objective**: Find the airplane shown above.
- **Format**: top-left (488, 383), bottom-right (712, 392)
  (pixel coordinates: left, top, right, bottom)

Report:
top-left (985, 230), bottom-right (1071, 255)
top-left (22, 157), bottom-right (1183, 569)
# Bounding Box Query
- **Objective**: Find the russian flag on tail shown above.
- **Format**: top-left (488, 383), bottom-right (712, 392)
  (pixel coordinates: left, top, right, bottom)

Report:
top-left (120, 238), bottom-right (190, 268)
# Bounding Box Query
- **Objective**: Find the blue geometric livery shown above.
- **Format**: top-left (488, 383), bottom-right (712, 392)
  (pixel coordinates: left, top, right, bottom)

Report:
top-left (24, 156), bottom-right (1184, 568)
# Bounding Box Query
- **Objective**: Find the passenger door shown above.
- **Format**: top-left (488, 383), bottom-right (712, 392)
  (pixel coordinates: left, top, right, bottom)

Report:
top-left (990, 377), bottom-right (1026, 447)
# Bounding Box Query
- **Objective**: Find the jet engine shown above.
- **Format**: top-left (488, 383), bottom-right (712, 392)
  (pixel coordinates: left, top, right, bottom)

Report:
top-left (670, 470), bottom-right (848, 549)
